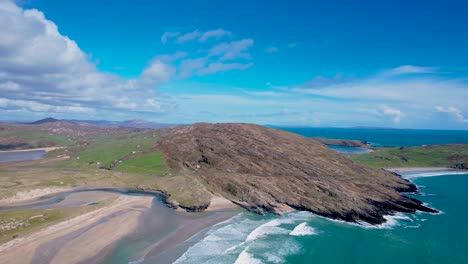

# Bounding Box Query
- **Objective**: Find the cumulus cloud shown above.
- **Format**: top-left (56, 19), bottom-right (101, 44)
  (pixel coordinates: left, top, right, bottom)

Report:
top-left (436, 106), bottom-right (468, 123)
top-left (382, 106), bottom-right (404, 123)
top-left (0, 1), bottom-right (254, 118)
top-left (0, 1), bottom-right (176, 116)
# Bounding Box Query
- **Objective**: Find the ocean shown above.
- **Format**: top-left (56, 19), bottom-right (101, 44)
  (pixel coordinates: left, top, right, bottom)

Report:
top-left (276, 127), bottom-right (468, 146)
top-left (171, 128), bottom-right (468, 264)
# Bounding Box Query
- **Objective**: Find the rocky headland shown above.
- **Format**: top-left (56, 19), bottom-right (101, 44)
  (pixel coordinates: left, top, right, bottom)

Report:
top-left (155, 123), bottom-right (436, 225)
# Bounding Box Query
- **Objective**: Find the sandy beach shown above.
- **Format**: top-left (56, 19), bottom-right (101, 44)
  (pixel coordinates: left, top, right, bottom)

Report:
top-left (0, 187), bottom-right (71, 205)
top-left (0, 147), bottom-right (63, 153)
top-left (206, 196), bottom-right (238, 211)
top-left (0, 194), bottom-right (153, 264)
top-left (385, 167), bottom-right (465, 173)
top-left (0, 189), bottom-right (241, 264)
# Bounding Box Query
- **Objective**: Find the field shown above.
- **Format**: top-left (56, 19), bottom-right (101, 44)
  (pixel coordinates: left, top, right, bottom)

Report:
top-left (0, 122), bottom-right (210, 211)
top-left (0, 124), bottom-right (71, 150)
top-left (351, 144), bottom-right (468, 169)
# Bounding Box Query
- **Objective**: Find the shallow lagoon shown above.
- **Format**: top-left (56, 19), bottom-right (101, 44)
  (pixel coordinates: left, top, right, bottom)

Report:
top-left (0, 150), bottom-right (46, 163)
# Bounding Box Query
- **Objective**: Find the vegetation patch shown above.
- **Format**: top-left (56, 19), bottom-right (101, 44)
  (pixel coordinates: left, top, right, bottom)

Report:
top-left (115, 151), bottom-right (167, 175)
top-left (351, 144), bottom-right (468, 169)
top-left (0, 197), bottom-right (115, 244)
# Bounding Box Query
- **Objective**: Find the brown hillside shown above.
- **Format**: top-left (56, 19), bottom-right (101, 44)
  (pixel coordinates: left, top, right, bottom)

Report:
top-left (155, 123), bottom-right (436, 224)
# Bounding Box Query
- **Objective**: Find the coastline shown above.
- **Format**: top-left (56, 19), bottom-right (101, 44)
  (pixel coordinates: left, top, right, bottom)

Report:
top-left (0, 189), bottom-right (242, 264)
top-left (0, 187), bottom-right (72, 205)
top-left (385, 167), bottom-right (466, 174)
top-left (0, 194), bottom-right (153, 264)
top-left (0, 146), bottom-right (63, 153)
top-left (2, 166), bottom-right (466, 263)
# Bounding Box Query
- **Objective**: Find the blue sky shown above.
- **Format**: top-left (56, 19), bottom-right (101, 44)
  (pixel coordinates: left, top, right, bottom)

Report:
top-left (1, 0), bottom-right (468, 129)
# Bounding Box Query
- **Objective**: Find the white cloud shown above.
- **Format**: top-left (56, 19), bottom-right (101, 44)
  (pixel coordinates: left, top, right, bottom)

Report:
top-left (199, 29), bottom-right (232, 42)
top-left (0, 1), bottom-right (255, 118)
top-left (176, 30), bottom-right (201, 44)
top-left (436, 106), bottom-right (468, 123)
top-left (265, 46), bottom-right (279, 53)
top-left (291, 72), bottom-right (468, 107)
top-left (382, 106), bottom-right (404, 123)
top-left (162, 29), bottom-right (233, 44)
top-left (382, 65), bottom-right (437, 77)
top-left (0, 1), bottom-right (174, 116)
top-left (161, 31), bottom-right (180, 44)
top-left (209, 39), bottom-right (254, 61)
top-left (178, 57), bottom-right (208, 78)
top-left (198, 62), bottom-right (253, 75)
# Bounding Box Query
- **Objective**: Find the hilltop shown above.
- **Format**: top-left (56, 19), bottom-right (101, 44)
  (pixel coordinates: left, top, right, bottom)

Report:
top-left (155, 123), bottom-right (436, 224)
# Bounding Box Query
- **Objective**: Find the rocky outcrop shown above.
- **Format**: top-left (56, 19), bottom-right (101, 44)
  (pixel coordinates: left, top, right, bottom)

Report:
top-left (155, 123), bottom-right (436, 224)
top-left (314, 137), bottom-right (371, 148)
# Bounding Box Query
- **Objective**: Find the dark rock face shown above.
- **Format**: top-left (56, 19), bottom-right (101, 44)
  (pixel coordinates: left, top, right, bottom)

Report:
top-left (155, 123), bottom-right (435, 224)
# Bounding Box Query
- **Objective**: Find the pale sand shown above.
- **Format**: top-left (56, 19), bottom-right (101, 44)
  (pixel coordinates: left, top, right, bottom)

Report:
top-left (0, 187), bottom-right (71, 205)
top-left (206, 196), bottom-right (238, 211)
top-left (0, 147), bottom-right (64, 153)
top-left (0, 195), bottom-right (153, 264)
top-left (50, 209), bottom-right (143, 264)
top-left (385, 167), bottom-right (465, 173)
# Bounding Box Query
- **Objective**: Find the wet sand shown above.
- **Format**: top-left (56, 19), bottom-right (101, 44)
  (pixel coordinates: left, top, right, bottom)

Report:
top-left (385, 167), bottom-right (466, 173)
top-left (0, 194), bottom-right (153, 264)
top-left (0, 190), bottom-right (241, 264)
top-left (0, 187), bottom-right (72, 205)
top-left (0, 147), bottom-right (63, 153)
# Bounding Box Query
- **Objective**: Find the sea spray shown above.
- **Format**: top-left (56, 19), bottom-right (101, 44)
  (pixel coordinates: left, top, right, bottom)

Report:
top-left (289, 222), bottom-right (317, 236)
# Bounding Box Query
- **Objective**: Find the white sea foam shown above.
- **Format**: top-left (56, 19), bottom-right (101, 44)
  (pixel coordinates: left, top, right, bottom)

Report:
top-left (289, 222), bottom-right (317, 236)
top-left (174, 213), bottom-right (261, 263)
top-left (401, 171), bottom-right (468, 180)
top-left (175, 211), bottom-right (317, 263)
top-left (356, 213), bottom-right (414, 229)
top-left (234, 248), bottom-right (263, 264)
top-left (128, 257), bottom-right (144, 264)
top-left (245, 218), bottom-right (294, 241)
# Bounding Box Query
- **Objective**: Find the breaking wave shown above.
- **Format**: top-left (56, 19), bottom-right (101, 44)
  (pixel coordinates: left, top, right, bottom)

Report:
top-left (289, 222), bottom-right (317, 236)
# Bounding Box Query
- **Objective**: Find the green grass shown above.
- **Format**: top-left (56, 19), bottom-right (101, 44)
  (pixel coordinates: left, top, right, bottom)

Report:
top-left (0, 198), bottom-right (114, 244)
top-left (115, 151), bottom-right (167, 175)
top-left (351, 144), bottom-right (468, 169)
top-left (0, 130), bottom-right (71, 149)
top-left (64, 132), bottom-right (157, 169)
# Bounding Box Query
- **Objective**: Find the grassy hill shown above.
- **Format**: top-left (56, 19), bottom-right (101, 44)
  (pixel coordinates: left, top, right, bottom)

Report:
top-left (351, 144), bottom-right (468, 169)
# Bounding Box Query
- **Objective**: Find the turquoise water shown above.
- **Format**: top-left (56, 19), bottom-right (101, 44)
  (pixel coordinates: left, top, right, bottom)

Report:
top-left (326, 144), bottom-right (372, 154)
top-left (275, 127), bottom-right (468, 146)
top-left (174, 173), bottom-right (468, 264)
top-left (172, 128), bottom-right (468, 263)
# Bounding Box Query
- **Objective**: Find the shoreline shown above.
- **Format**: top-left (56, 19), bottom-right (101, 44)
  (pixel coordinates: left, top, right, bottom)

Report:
top-left (0, 146), bottom-right (63, 153)
top-left (0, 194), bottom-right (153, 263)
top-left (385, 167), bottom-right (466, 174)
top-left (0, 189), bottom-right (243, 264)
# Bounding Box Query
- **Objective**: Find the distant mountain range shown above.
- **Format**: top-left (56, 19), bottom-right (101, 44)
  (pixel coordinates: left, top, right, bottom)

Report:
top-left (27, 117), bottom-right (176, 129)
